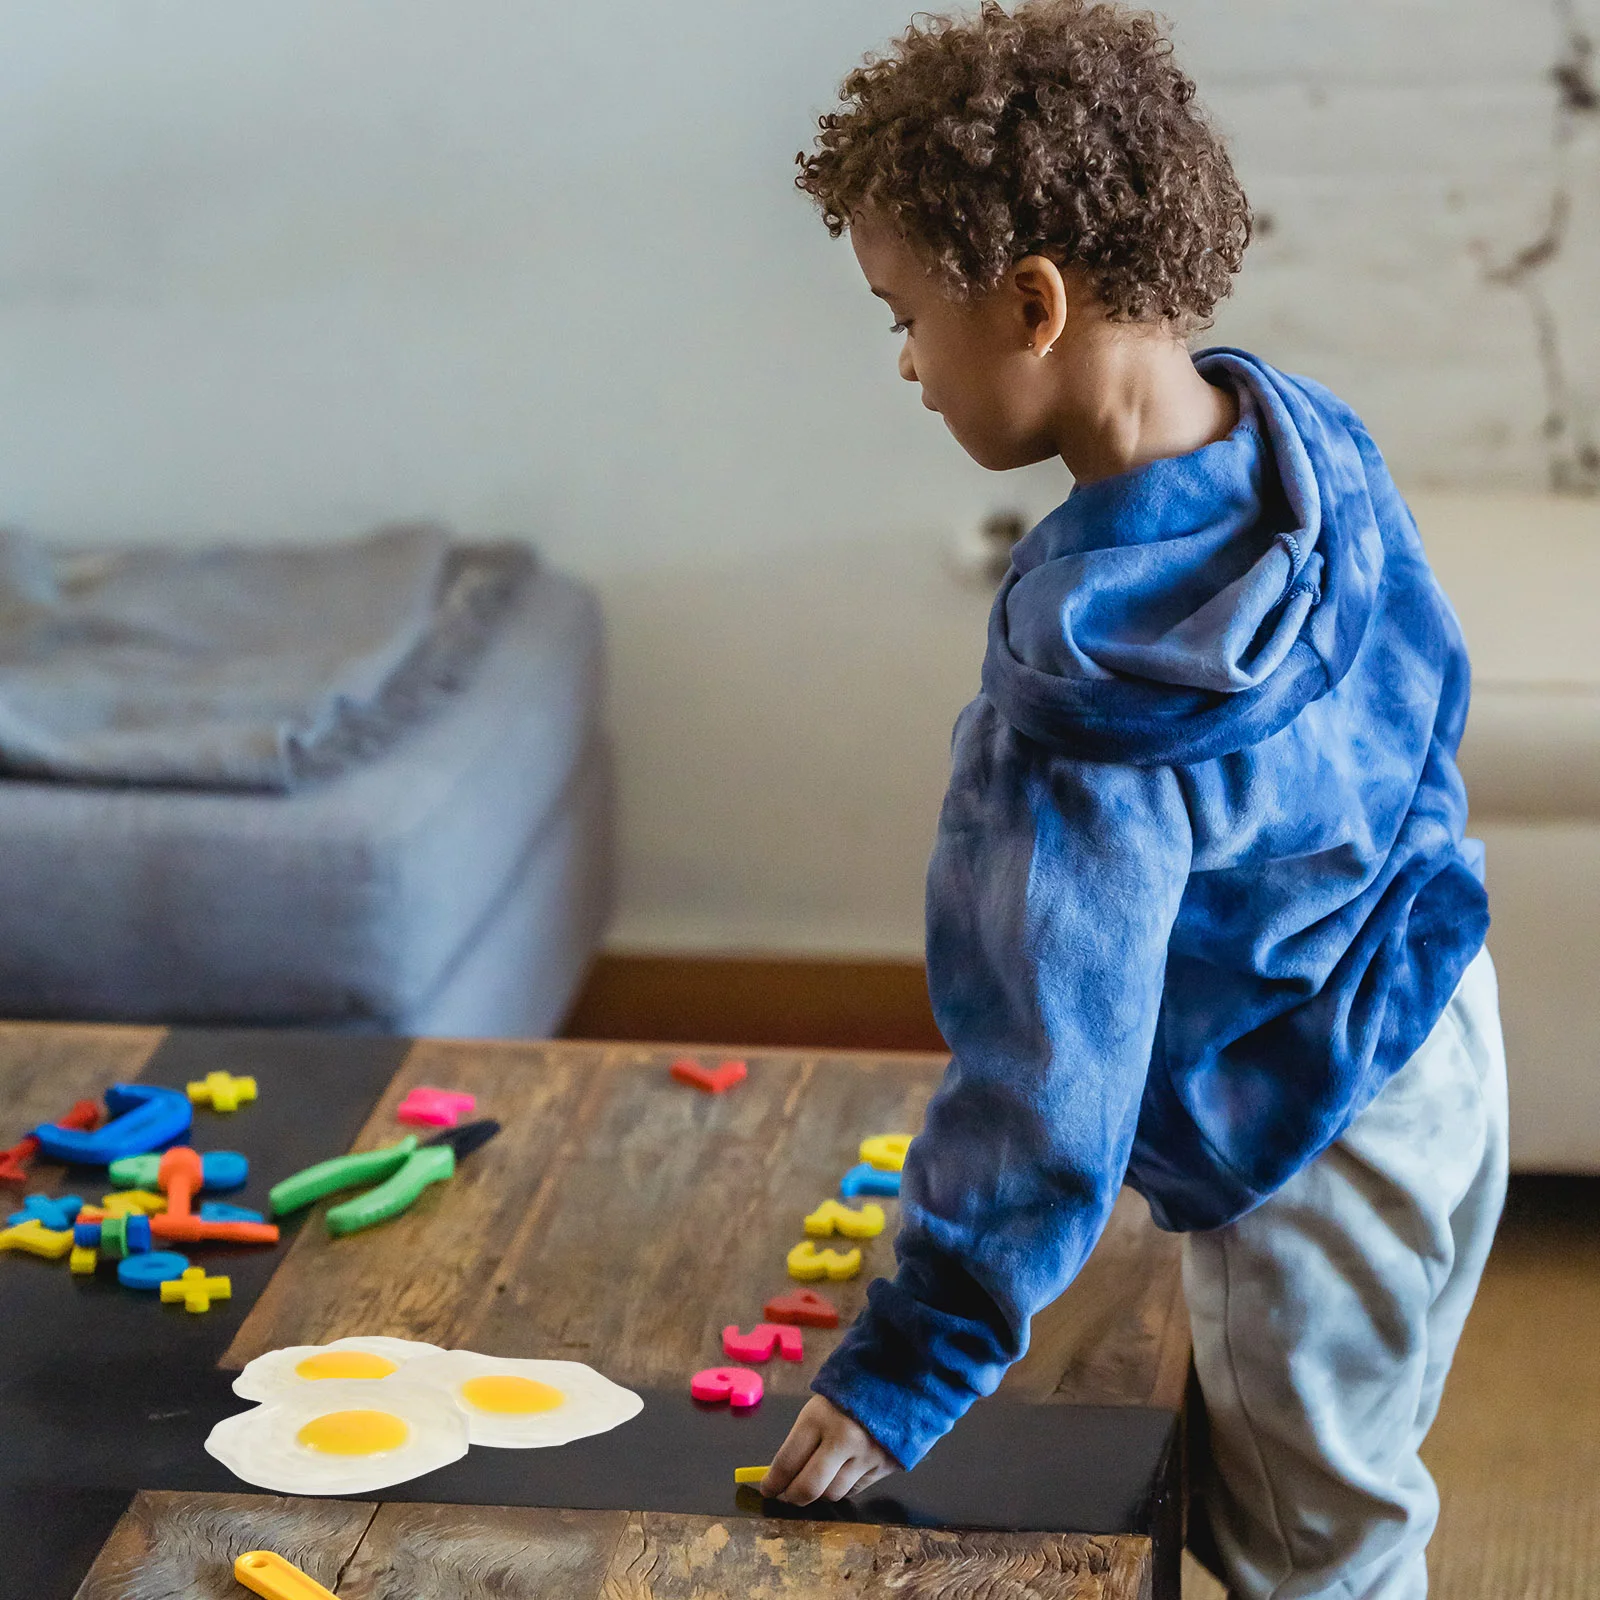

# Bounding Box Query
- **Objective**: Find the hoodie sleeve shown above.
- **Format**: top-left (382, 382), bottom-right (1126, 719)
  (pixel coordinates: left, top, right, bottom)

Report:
top-left (811, 697), bottom-right (1193, 1470)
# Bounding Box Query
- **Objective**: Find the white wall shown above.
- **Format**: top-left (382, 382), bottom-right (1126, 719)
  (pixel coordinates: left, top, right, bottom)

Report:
top-left (0, 1), bottom-right (1594, 956)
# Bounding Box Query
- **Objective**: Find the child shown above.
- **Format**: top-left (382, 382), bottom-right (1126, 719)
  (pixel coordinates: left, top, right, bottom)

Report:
top-left (760, 4), bottom-right (1508, 1596)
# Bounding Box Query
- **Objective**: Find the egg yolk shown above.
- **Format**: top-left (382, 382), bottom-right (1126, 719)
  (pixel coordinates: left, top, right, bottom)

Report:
top-left (460, 1375), bottom-right (566, 1414)
top-left (293, 1351), bottom-right (400, 1381)
top-left (296, 1409), bottom-right (410, 1455)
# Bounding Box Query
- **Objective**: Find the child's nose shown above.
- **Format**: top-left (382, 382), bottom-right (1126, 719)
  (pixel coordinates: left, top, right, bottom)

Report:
top-left (898, 344), bottom-right (917, 383)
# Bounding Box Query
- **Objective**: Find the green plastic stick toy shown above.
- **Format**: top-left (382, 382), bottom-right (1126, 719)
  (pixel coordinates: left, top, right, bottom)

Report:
top-left (268, 1121), bottom-right (501, 1237)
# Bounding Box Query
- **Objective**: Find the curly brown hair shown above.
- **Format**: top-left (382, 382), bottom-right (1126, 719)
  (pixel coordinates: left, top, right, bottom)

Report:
top-left (795, 0), bottom-right (1250, 327)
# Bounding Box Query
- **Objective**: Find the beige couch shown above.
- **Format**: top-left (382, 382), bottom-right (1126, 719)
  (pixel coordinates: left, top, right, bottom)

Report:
top-left (1416, 493), bottom-right (1600, 1172)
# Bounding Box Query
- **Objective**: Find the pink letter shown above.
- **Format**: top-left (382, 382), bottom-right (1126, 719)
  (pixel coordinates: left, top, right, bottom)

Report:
top-left (690, 1366), bottom-right (764, 1407)
top-left (721, 1323), bottom-right (805, 1363)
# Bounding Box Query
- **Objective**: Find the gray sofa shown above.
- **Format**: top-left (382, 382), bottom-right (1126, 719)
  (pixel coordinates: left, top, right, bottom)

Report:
top-left (0, 563), bottom-right (612, 1038)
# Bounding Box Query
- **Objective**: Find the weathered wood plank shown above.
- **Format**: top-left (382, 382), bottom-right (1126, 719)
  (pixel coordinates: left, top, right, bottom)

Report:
top-left (79, 1495), bottom-right (1152, 1600)
top-left (0, 1023), bottom-right (165, 1131)
top-left (72, 1490), bottom-right (374, 1600)
top-left (600, 1513), bottom-right (1152, 1599)
top-left (462, 1048), bottom-right (940, 1390)
top-left (227, 1037), bottom-right (1188, 1414)
top-left (222, 1038), bottom-right (602, 1368)
top-left (338, 1503), bottom-right (629, 1599)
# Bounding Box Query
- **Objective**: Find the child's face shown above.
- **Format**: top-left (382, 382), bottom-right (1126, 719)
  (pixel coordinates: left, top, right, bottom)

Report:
top-left (849, 210), bottom-right (1079, 473)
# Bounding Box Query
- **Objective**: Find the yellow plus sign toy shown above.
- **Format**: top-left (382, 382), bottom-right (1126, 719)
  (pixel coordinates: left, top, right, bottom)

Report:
top-left (186, 1072), bottom-right (258, 1113)
top-left (160, 1266), bottom-right (233, 1312)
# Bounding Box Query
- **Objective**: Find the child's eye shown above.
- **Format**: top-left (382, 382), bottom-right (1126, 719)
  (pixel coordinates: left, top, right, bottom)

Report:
top-left (890, 320), bottom-right (910, 335)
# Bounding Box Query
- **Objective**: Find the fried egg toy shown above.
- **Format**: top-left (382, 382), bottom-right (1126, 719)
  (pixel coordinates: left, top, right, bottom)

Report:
top-left (401, 1350), bottom-right (643, 1448)
top-left (232, 1336), bottom-right (445, 1403)
top-left (205, 1379), bottom-right (469, 1495)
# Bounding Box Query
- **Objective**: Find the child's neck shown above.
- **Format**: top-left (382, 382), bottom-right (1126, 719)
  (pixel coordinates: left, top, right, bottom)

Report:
top-left (1051, 326), bottom-right (1238, 486)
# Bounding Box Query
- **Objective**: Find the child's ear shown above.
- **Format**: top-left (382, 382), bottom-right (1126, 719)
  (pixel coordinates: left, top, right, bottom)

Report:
top-left (1009, 254), bottom-right (1071, 353)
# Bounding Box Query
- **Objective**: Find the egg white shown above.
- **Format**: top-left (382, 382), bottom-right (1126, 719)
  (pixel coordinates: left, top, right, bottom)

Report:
top-left (400, 1350), bottom-right (643, 1448)
top-left (232, 1335), bottom-right (445, 1402)
top-left (205, 1379), bottom-right (469, 1495)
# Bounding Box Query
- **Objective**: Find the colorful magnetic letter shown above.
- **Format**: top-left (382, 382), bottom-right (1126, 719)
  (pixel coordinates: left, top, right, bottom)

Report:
top-left (721, 1323), bottom-right (805, 1363)
top-left (33, 1084), bottom-right (191, 1167)
top-left (98, 1189), bottom-right (167, 1217)
top-left (117, 1251), bottom-right (191, 1291)
top-left (186, 1072), bottom-right (258, 1113)
top-left (733, 1465), bottom-right (771, 1485)
top-left (69, 1245), bottom-right (98, 1275)
top-left (787, 1241), bottom-right (861, 1281)
top-left (0, 1099), bottom-right (99, 1185)
top-left (159, 1147), bottom-right (204, 1216)
top-left (763, 1287), bottom-right (840, 1328)
top-left (200, 1151), bottom-right (250, 1192)
top-left (152, 1209), bottom-right (278, 1246)
top-left (108, 1151), bottom-right (246, 1193)
top-left (669, 1057), bottom-right (748, 1094)
top-left (858, 1134), bottom-right (912, 1172)
top-left (6, 1194), bottom-right (83, 1231)
top-left (149, 1146), bottom-right (279, 1245)
top-left (0, 1218), bottom-right (74, 1259)
top-left (690, 1366), bottom-right (764, 1407)
top-left (160, 1265), bottom-right (232, 1312)
top-left (396, 1087), bottom-right (478, 1128)
top-left (98, 1214), bottom-right (130, 1259)
top-left (840, 1161), bottom-right (901, 1198)
top-left (804, 1199), bottom-right (885, 1240)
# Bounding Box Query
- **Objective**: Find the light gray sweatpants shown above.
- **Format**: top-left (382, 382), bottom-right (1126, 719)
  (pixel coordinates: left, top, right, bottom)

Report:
top-left (1184, 947), bottom-right (1508, 1600)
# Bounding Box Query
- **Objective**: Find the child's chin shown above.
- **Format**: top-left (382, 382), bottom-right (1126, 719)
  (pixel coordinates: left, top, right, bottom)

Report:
top-left (957, 432), bottom-right (1040, 472)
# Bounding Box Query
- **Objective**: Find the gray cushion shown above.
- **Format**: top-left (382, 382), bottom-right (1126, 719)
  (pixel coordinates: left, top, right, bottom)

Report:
top-left (403, 736), bottom-right (613, 1038)
top-left (0, 565), bottom-right (606, 1026)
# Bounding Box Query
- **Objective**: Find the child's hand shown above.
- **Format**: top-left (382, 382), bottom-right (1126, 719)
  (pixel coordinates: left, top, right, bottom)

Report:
top-left (761, 1394), bottom-right (899, 1504)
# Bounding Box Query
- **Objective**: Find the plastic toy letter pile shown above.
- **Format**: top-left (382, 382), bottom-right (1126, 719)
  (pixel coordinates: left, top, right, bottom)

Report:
top-left (0, 1081), bottom-right (277, 1309)
top-left (0, 1077), bottom-right (499, 1318)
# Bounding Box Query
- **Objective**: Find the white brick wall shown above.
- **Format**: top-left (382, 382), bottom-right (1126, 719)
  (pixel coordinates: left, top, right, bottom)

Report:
top-left (1182, 0), bottom-right (1600, 491)
top-left (0, 2), bottom-right (1591, 955)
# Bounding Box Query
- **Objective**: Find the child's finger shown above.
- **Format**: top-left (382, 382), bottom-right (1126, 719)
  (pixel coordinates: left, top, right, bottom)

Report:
top-left (762, 1414), bottom-right (824, 1497)
top-left (777, 1439), bottom-right (855, 1505)
top-left (821, 1456), bottom-right (870, 1501)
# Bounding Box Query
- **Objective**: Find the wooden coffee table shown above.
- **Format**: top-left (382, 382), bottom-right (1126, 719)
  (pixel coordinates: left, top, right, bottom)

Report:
top-left (0, 1024), bottom-right (1190, 1599)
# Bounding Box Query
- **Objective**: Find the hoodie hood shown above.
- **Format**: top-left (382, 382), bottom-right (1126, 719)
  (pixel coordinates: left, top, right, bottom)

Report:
top-left (981, 349), bottom-right (1387, 765)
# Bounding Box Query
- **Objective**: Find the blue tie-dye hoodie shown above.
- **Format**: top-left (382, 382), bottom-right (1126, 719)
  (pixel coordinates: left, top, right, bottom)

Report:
top-left (811, 348), bottom-right (1490, 1471)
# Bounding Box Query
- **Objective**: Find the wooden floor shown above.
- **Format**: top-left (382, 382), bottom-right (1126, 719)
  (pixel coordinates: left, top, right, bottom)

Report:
top-left (1423, 1177), bottom-right (1600, 1600)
